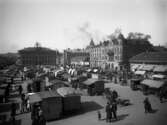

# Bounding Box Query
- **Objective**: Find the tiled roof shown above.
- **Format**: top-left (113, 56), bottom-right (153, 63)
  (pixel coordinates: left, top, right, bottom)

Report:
top-left (19, 47), bottom-right (59, 53)
top-left (129, 52), bottom-right (167, 64)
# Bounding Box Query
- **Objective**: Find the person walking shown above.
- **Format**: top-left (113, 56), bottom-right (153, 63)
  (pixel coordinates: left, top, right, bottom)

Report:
top-left (112, 90), bottom-right (118, 101)
top-left (112, 101), bottom-right (118, 120)
top-left (26, 97), bottom-right (31, 112)
top-left (21, 93), bottom-right (26, 113)
top-left (105, 102), bottom-right (110, 122)
top-left (31, 104), bottom-right (39, 125)
top-left (159, 89), bottom-right (164, 103)
top-left (5, 85), bottom-right (10, 102)
top-left (18, 85), bottom-right (23, 95)
top-left (11, 103), bottom-right (17, 125)
top-left (38, 110), bottom-right (46, 125)
top-left (143, 97), bottom-right (152, 114)
top-left (97, 110), bottom-right (101, 121)
top-left (108, 103), bottom-right (113, 122)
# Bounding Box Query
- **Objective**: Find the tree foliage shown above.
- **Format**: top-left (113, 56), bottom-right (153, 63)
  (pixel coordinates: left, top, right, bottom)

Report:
top-left (127, 32), bottom-right (151, 41)
top-left (0, 55), bottom-right (17, 69)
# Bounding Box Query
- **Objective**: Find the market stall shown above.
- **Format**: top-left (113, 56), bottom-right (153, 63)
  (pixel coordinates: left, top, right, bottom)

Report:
top-left (82, 78), bottom-right (105, 96)
top-left (141, 79), bottom-right (167, 95)
top-left (130, 78), bottom-right (142, 90)
top-left (57, 87), bottom-right (81, 112)
top-left (29, 91), bottom-right (63, 120)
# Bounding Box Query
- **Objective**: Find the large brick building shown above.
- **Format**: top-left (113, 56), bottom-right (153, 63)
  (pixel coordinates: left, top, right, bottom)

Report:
top-left (87, 30), bottom-right (153, 71)
top-left (18, 43), bottom-right (61, 66)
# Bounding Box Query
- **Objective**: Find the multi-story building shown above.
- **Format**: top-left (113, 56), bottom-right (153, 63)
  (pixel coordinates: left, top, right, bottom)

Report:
top-left (87, 40), bottom-right (111, 69)
top-left (87, 30), bottom-right (153, 71)
top-left (63, 48), bottom-right (90, 66)
top-left (18, 43), bottom-right (61, 66)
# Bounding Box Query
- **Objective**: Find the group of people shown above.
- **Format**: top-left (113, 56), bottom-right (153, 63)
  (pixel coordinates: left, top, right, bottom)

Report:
top-left (97, 90), bottom-right (119, 123)
top-left (97, 101), bottom-right (118, 123)
top-left (105, 101), bottom-right (118, 122)
top-left (31, 104), bottom-right (46, 125)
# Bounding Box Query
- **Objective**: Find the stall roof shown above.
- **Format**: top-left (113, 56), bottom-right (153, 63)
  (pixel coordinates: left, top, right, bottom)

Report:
top-left (37, 91), bottom-right (61, 99)
top-left (87, 69), bottom-right (92, 72)
top-left (153, 66), bottom-right (167, 72)
top-left (29, 93), bottom-right (42, 104)
top-left (57, 87), bottom-right (78, 97)
top-left (141, 79), bottom-right (166, 89)
top-left (134, 70), bottom-right (146, 75)
top-left (29, 91), bottom-right (61, 103)
top-left (83, 78), bottom-right (99, 86)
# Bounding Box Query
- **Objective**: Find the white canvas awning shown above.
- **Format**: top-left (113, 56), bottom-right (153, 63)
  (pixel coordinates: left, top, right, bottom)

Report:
top-left (141, 65), bottom-right (155, 71)
top-left (87, 69), bottom-right (91, 72)
top-left (141, 79), bottom-right (166, 89)
top-left (83, 78), bottom-right (99, 86)
top-left (152, 74), bottom-right (166, 79)
top-left (57, 87), bottom-right (76, 97)
top-left (153, 66), bottom-right (167, 72)
top-left (131, 65), bottom-right (140, 70)
top-left (93, 69), bottom-right (98, 73)
top-left (135, 70), bottom-right (146, 75)
top-left (68, 68), bottom-right (72, 74)
top-left (54, 69), bottom-right (64, 77)
top-left (138, 65), bottom-right (144, 70)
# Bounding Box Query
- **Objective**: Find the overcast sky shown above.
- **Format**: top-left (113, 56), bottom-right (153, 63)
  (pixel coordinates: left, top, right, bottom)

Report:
top-left (0, 0), bottom-right (167, 53)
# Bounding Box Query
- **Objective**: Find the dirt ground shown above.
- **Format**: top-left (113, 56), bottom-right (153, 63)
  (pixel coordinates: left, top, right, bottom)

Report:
top-left (12, 82), bottom-right (167, 125)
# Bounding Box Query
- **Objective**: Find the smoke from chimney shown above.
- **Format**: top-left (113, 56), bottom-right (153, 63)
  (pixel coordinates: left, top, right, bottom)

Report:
top-left (77, 22), bottom-right (108, 43)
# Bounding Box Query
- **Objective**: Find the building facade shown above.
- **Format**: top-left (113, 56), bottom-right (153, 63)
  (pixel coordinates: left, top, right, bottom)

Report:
top-left (87, 30), bottom-right (153, 71)
top-left (64, 49), bottom-right (90, 66)
top-left (18, 43), bottom-right (60, 66)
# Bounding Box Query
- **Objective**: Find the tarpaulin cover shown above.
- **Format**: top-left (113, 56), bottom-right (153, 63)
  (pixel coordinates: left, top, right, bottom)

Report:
top-left (141, 79), bottom-right (166, 89)
top-left (152, 74), bottom-right (166, 79)
top-left (83, 78), bottom-right (99, 86)
top-left (153, 66), bottom-right (167, 72)
top-left (134, 70), bottom-right (146, 75)
top-left (57, 87), bottom-right (76, 97)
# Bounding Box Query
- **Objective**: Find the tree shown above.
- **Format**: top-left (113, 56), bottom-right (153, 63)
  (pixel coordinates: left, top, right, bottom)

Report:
top-left (127, 32), bottom-right (151, 41)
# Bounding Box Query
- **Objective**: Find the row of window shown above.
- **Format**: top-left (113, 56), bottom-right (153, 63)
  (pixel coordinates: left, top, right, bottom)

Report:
top-left (90, 47), bottom-right (122, 55)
